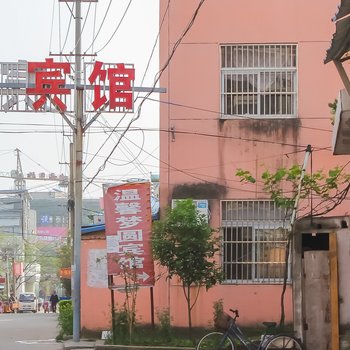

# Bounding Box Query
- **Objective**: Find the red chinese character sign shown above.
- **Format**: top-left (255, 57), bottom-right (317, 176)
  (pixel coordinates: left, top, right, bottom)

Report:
top-left (26, 58), bottom-right (71, 112)
top-left (103, 182), bottom-right (155, 287)
top-left (88, 61), bottom-right (135, 112)
top-left (0, 59), bottom-right (136, 113)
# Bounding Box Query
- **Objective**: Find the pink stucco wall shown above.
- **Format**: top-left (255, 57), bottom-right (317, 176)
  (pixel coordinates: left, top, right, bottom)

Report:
top-left (158, 0), bottom-right (349, 327)
top-left (81, 0), bottom-right (350, 331)
top-left (81, 239), bottom-right (110, 331)
top-left (81, 239), bottom-right (159, 331)
top-left (81, 237), bottom-right (292, 330)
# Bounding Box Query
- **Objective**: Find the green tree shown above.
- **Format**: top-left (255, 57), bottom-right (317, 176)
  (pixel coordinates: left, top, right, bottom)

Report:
top-left (114, 259), bottom-right (139, 344)
top-left (57, 235), bottom-right (72, 296)
top-left (236, 163), bottom-right (350, 325)
top-left (152, 199), bottom-right (222, 336)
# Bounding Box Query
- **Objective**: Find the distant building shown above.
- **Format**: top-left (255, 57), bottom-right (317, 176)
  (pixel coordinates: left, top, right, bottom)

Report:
top-left (30, 191), bottom-right (102, 241)
top-left (0, 192), bottom-right (34, 238)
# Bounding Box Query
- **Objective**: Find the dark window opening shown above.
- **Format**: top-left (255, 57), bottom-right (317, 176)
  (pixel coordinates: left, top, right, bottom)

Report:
top-left (302, 233), bottom-right (329, 257)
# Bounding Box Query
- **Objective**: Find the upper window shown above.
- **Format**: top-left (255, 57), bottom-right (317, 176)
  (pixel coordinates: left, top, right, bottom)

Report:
top-left (220, 44), bottom-right (297, 118)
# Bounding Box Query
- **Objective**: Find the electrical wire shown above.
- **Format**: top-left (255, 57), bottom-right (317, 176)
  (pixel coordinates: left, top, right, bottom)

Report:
top-left (58, 0), bottom-right (62, 55)
top-left (81, 1), bottom-right (169, 181)
top-left (85, 0), bottom-right (207, 190)
top-left (97, 115), bottom-right (147, 167)
top-left (144, 96), bottom-right (333, 127)
top-left (82, 112), bottom-right (129, 172)
top-left (138, 0), bottom-right (170, 88)
top-left (61, 2), bottom-right (74, 52)
top-left (49, 0), bottom-right (56, 54)
top-left (0, 123), bottom-right (337, 153)
top-left (84, 0), bottom-right (113, 54)
top-left (95, 0), bottom-right (133, 54)
top-left (70, 1), bottom-right (93, 54)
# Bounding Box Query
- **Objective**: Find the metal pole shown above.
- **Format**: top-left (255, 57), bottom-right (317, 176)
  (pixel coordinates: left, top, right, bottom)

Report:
top-left (11, 256), bottom-right (15, 294)
top-left (290, 144), bottom-right (312, 227)
top-left (109, 275), bottom-right (117, 344)
top-left (5, 254), bottom-right (10, 298)
top-left (150, 287), bottom-right (155, 329)
top-left (73, 0), bottom-right (83, 342)
top-left (69, 142), bottom-right (75, 275)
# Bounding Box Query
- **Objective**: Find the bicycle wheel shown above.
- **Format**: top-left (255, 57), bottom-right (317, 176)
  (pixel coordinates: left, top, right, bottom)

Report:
top-left (263, 334), bottom-right (301, 349)
top-left (197, 332), bottom-right (236, 350)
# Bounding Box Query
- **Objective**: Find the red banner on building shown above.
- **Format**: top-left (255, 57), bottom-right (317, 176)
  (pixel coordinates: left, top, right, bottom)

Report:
top-left (103, 182), bottom-right (155, 287)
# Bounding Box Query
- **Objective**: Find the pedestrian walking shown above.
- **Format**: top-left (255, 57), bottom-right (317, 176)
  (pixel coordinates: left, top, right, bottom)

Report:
top-left (49, 291), bottom-right (59, 313)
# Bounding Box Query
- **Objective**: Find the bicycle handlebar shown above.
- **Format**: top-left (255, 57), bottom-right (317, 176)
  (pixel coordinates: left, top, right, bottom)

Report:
top-left (229, 308), bottom-right (239, 320)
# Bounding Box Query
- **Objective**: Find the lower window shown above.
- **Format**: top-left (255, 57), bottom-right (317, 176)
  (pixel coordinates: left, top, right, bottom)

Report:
top-left (221, 200), bottom-right (290, 284)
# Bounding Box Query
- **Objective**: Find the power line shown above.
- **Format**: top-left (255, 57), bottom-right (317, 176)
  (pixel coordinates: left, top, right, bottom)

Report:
top-left (80, 1), bottom-right (169, 180)
top-left (61, 1), bottom-right (74, 52)
top-left (96, 0), bottom-right (133, 54)
top-left (143, 96), bottom-right (333, 133)
top-left (138, 0), bottom-right (170, 88)
top-left (84, 0), bottom-right (113, 54)
top-left (85, 0), bottom-right (207, 190)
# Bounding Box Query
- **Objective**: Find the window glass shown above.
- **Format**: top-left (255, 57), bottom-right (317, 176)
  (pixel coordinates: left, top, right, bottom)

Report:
top-left (221, 44), bottom-right (297, 118)
top-left (221, 200), bottom-right (290, 284)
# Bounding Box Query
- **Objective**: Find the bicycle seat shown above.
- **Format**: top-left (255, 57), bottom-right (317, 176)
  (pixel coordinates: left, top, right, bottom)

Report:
top-left (262, 322), bottom-right (277, 328)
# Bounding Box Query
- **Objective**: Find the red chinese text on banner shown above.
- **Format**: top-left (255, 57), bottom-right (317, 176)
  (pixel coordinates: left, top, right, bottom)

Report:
top-left (88, 61), bottom-right (135, 111)
top-left (103, 182), bottom-right (155, 287)
top-left (26, 58), bottom-right (71, 111)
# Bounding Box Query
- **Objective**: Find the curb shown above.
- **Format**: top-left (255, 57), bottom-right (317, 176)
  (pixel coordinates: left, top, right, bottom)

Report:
top-left (94, 341), bottom-right (195, 350)
top-left (63, 339), bottom-right (96, 350)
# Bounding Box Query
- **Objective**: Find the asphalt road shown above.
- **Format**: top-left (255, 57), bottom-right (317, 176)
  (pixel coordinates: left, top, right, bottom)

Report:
top-left (0, 311), bottom-right (63, 350)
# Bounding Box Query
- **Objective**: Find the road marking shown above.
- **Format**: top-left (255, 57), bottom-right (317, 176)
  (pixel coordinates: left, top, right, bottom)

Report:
top-left (16, 339), bottom-right (56, 345)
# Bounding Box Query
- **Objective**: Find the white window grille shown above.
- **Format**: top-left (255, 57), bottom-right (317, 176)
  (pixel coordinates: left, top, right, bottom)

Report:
top-left (220, 44), bottom-right (297, 118)
top-left (221, 200), bottom-right (290, 284)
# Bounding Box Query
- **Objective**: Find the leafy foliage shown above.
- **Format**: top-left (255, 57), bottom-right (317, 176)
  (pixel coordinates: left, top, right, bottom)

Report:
top-left (118, 262), bottom-right (139, 343)
top-left (236, 165), bottom-right (350, 217)
top-left (156, 308), bottom-right (172, 341)
top-left (236, 162), bottom-right (350, 326)
top-left (112, 307), bottom-right (130, 343)
top-left (57, 299), bottom-right (73, 338)
top-left (329, 98), bottom-right (337, 125)
top-left (57, 236), bottom-right (72, 296)
top-left (152, 199), bottom-right (222, 333)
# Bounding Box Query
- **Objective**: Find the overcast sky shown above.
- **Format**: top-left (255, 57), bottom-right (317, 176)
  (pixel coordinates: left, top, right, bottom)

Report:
top-left (0, 0), bottom-right (160, 199)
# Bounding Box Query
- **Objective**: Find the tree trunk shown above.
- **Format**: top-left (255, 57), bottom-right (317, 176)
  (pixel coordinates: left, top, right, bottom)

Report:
top-left (279, 232), bottom-right (291, 326)
top-left (185, 284), bottom-right (192, 339)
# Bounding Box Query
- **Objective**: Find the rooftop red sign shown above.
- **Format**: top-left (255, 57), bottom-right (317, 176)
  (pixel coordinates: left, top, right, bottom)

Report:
top-left (23, 58), bottom-right (135, 113)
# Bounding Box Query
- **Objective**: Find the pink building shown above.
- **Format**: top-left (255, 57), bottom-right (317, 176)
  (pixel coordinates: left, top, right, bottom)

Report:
top-left (80, 1), bottom-right (350, 347)
top-left (157, 0), bottom-right (350, 342)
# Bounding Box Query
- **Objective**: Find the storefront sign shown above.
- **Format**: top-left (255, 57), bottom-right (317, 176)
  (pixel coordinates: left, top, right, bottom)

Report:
top-left (59, 267), bottom-right (72, 279)
top-left (0, 59), bottom-right (135, 113)
top-left (103, 182), bottom-right (155, 287)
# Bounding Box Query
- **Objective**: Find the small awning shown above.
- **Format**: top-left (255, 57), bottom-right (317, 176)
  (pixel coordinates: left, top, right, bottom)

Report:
top-left (325, 0), bottom-right (350, 63)
top-left (81, 224), bottom-right (105, 234)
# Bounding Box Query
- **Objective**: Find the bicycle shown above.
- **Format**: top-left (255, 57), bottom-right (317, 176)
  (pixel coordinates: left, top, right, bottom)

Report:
top-left (196, 309), bottom-right (302, 350)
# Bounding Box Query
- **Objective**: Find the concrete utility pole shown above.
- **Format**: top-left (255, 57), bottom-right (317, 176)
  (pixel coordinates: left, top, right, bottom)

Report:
top-left (72, 0), bottom-right (83, 342)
